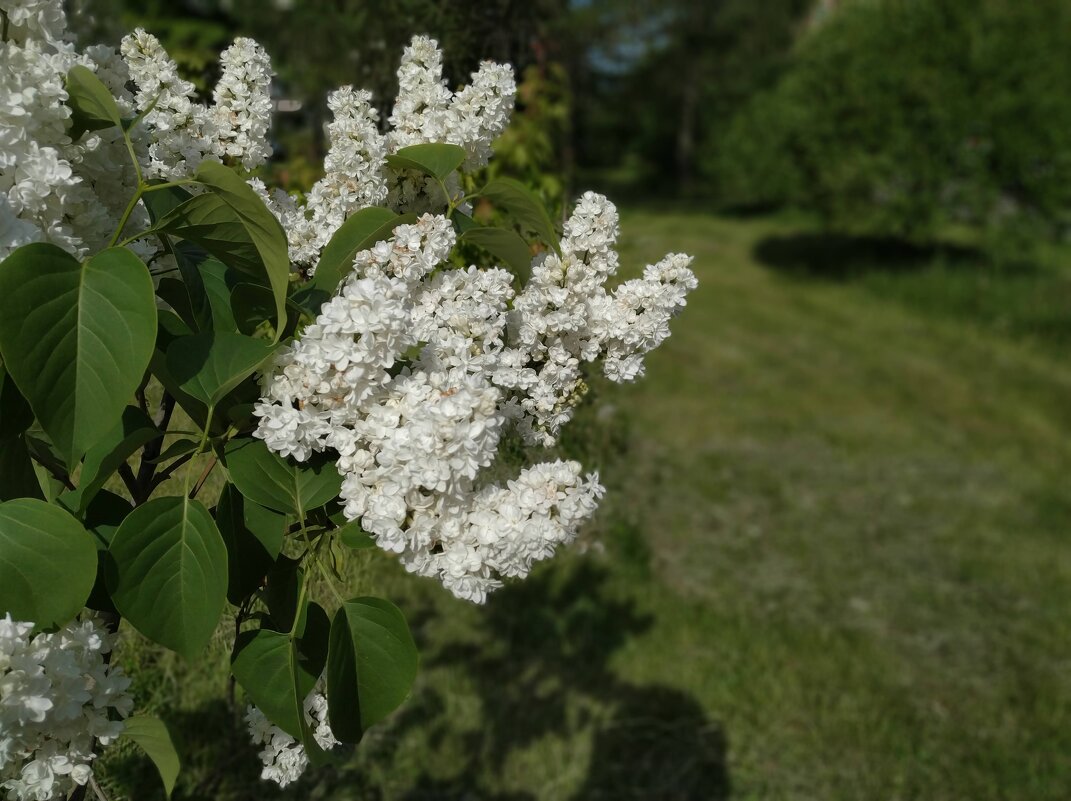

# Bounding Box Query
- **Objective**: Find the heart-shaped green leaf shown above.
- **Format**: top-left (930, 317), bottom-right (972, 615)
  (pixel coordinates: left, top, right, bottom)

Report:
top-left (107, 496), bottom-right (227, 659)
top-left (232, 628), bottom-right (318, 740)
top-left (0, 498), bottom-right (97, 628)
top-left (385, 143), bottom-right (466, 182)
top-left (65, 65), bottom-right (122, 139)
top-left (0, 244), bottom-right (157, 467)
top-left (225, 438), bottom-right (342, 516)
top-left (166, 331), bottom-right (274, 407)
top-left (122, 715), bottom-right (180, 798)
top-left (216, 483), bottom-right (282, 605)
top-left (197, 160), bottom-right (289, 336)
top-left (326, 597), bottom-right (418, 742)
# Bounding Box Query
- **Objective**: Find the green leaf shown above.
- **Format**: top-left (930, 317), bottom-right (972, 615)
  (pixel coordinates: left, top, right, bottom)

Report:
top-left (65, 407), bottom-right (160, 513)
top-left (308, 207), bottom-right (400, 296)
top-left (0, 244), bottom-right (157, 467)
top-left (156, 277), bottom-right (197, 331)
top-left (149, 315), bottom-right (211, 432)
top-left (0, 437), bottom-right (42, 502)
top-left (194, 160), bottom-right (289, 338)
top-left (479, 178), bottom-right (560, 254)
top-left (166, 331), bottom-right (274, 407)
top-left (459, 226), bottom-right (534, 282)
top-left (0, 498), bottom-right (97, 628)
top-left (265, 556), bottom-right (307, 634)
top-left (142, 183), bottom-right (194, 223)
top-left (122, 715), bottom-right (180, 799)
top-left (232, 629), bottom-right (317, 740)
top-left (243, 497), bottom-right (287, 559)
top-left (216, 483), bottom-right (278, 605)
top-left (107, 496), bottom-right (227, 659)
top-left (82, 490), bottom-right (131, 614)
top-left (299, 602), bottom-right (331, 677)
top-left (0, 367), bottom-right (42, 501)
top-left (385, 143), bottom-right (466, 182)
top-left (326, 597), bottom-right (418, 742)
top-left (197, 255), bottom-right (240, 333)
top-left (225, 438), bottom-right (342, 516)
top-left (65, 65), bottom-right (122, 139)
top-left (230, 283), bottom-right (300, 339)
top-left (337, 522), bottom-right (375, 550)
top-left (0, 365), bottom-right (34, 440)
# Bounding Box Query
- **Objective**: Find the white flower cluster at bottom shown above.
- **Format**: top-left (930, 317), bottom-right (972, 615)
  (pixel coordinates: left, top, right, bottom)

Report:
top-left (0, 614), bottom-right (133, 801)
top-left (244, 682), bottom-right (339, 788)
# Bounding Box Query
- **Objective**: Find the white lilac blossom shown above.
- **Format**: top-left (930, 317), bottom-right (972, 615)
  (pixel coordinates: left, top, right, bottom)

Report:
top-left (213, 37), bottom-right (274, 170)
top-left (255, 195), bottom-right (694, 602)
top-left (0, 0), bottom-right (274, 260)
top-left (258, 87), bottom-right (389, 267)
top-left (121, 29), bottom-right (273, 180)
top-left (260, 35), bottom-right (516, 264)
top-left (244, 684), bottom-right (339, 788)
top-left (0, 614), bottom-right (133, 801)
top-left (0, 0), bottom-right (142, 260)
top-left (384, 36), bottom-right (517, 214)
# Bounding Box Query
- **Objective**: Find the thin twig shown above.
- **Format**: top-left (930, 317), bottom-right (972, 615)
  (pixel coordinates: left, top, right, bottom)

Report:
top-left (189, 456), bottom-right (218, 499)
top-left (88, 776), bottom-right (109, 801)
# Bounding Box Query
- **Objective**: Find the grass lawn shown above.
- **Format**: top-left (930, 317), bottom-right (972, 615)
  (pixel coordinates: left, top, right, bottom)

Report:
top-left (104, 211), bottom-right (1071, 800)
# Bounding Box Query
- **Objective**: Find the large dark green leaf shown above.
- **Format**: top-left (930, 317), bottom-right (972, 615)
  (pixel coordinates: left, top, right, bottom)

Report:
top-left (0, 498), bottom-right (97, 628)
top-left (65, 407), bottom-right (159, 513)
top-left (166, 331), bottom-right (274, 407)
top-left (195, 160), bottom-right (290, 335)
top-left (264, 556), bottom-right (307, 634)
top-left (164, 243), bottom-right (239, 334)
top-left (459, 226), bottom-right (534, 282)
top-left (216, 483), bottom-right (280, 605)
top-left (230, 283), bottom-right (301, 339)
top-left (308, 207), bottom-right (402, 296)
top-left (0, 365), bottom-right (34, 440)
top-left (150, 313), bottom-right (211, 431)
top-left (0, 244), bottom-right (157, 467)
top-left (82, 490), bottom-right (131, 614)
top-left (0, 438), bottom-right (42, 502)
top-left (478, 178), bottom-right (560, 255)
top-left (225, 438), bottom-right (342, 516)
top-left (122, 715), bottom-right (180, 799)
top-left (0, 367), bottom-right (42, 501)
top-left (385, 143), bottom-right (466, 182)
top-left (107, 496), bottom-right (227, 659)
top-left (65, 65), bottom-right (122, 139)
top-left (326, 597), bottom-right (418, 742)
top-left (232, 629), bottom-right (317, 740)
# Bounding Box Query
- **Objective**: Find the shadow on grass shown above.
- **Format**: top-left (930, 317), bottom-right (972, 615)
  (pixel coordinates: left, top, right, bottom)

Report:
top-left (378, 559), bottom-right (730, 801)
top-left (753, 232), bottom-right (983, 280)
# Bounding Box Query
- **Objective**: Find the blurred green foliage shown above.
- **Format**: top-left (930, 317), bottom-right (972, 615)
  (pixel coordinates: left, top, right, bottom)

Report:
top-left (715, 0), bottom-right (1071, 247)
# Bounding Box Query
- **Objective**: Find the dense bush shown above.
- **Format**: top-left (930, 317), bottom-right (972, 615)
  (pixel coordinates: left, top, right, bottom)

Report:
top-left (714, 0), bottom-right (1071, 243)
